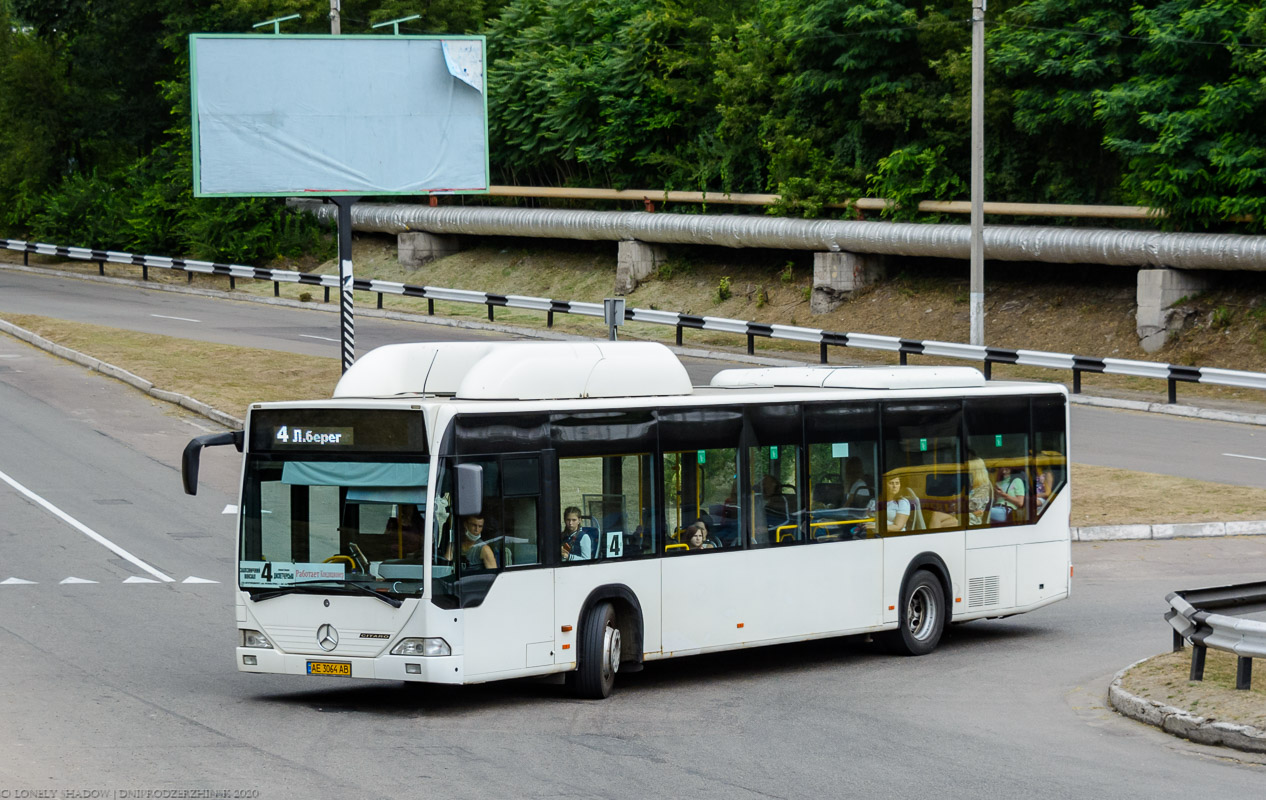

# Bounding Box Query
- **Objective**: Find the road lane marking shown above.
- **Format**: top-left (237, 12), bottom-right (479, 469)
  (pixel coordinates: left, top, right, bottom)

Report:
top-left (61, 577), bottom-right (98, 584)
top-left (300, 334), bottom-right (339, 342)
top-left (150, 314), bottom-right (200, 323)
top-left (1223, 453), bottom-right (1266, 462)
top-left (0, 467), bottom-right (175, 582)
top-left (123, 576), bottom-right (159, 583)
top-left (183, 576), bottom-right (220, 584)
top-left (223, 504), bottom-right (238, 515)
top-left (1, 577), bottom-right (36, 584)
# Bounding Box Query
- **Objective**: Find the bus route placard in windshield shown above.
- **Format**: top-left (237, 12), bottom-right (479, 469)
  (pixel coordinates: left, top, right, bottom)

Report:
top-left (240, 560), bottom-right (346, 587)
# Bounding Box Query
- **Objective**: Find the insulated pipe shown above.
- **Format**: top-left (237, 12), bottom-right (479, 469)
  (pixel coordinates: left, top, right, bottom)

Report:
top-left (299, 202), bottom-right (1266, 271)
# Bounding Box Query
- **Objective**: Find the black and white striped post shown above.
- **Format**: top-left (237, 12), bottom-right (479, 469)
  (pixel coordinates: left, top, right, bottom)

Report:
top-left (332, 197), bottom-right (360, 373)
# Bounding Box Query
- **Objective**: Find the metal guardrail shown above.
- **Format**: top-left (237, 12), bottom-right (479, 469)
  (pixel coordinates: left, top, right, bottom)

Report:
top-left (1166, 582), bottom-right (1266, 690)
top-left (6, 237), bottom-right (1266, 404)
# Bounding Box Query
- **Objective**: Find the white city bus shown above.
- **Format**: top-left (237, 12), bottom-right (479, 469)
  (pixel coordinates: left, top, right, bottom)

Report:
top-left (183, 341), bottom-right (1071, 698)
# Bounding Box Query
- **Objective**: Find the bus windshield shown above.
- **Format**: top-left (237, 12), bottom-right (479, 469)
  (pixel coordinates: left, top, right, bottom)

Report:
top-left (239, 457), bottom-right (434, 599)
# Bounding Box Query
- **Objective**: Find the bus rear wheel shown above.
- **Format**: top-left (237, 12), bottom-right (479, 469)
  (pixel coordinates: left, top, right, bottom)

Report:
top-left (573, 601), bottom-right (620, 699)
top-left (887, 570), bottom-right (945, 656)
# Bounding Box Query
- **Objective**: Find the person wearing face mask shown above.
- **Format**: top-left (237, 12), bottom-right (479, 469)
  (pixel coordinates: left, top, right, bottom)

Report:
top-left (442, 514), bottom-right (497, 570)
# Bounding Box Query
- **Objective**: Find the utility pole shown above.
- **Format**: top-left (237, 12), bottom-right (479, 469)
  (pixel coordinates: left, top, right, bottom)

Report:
top-left (330, 0), bottom-right (341, 35)
top-left (970, 0), bottom-right (986, 347)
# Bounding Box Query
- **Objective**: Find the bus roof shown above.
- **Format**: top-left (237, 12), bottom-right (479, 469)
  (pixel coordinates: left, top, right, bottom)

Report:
top-left (332, 341), bottom-right (693, 400)
top-left (328, 342), bottom-right (1017, 403)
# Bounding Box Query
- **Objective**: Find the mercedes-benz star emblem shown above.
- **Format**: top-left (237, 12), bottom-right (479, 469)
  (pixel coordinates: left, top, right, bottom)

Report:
top-left (317, 624), bottom-right (339, 651)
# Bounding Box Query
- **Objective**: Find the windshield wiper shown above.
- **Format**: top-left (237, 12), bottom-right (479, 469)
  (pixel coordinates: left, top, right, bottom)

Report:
top-left (250, 578), bottom-right (404, 607)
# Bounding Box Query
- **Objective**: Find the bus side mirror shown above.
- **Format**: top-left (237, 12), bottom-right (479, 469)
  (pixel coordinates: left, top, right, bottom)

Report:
top-left (454, 464), bottom-right (483, 516)
top-left (182, 431), bottom-right (244, 495)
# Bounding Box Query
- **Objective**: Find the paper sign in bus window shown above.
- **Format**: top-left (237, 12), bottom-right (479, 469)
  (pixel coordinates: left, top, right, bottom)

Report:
top-left (606, 531), bottom-right (624, 558)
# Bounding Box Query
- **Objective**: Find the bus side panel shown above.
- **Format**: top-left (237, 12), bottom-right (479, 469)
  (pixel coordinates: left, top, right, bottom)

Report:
top-left (554, 560), bottom-right (661, 664)
top-left (882, 530), bottom-right (965, 626)
top-left (661, 542), bottom-right (883, 654)
top-left (462, 570), bottom-right (555, 679)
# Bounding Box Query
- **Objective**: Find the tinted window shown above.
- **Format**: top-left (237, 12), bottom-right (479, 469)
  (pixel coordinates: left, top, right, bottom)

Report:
top-left (882, 401), bottom-right (963, 534)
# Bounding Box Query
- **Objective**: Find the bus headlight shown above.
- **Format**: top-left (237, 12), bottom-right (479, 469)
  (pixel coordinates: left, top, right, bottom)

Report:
top-left (392, 638), bottom-right (451, 657)
top-left (241, 629), bottom-right (273, 649)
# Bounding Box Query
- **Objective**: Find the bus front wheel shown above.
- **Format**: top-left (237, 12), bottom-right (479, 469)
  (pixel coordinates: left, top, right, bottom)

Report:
top-left (573, 601), bottom-right (620, 699)
top-left (887, 570), bottom-right (945, 656)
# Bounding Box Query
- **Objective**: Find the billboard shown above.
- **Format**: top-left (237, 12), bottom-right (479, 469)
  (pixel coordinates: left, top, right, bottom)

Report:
top-left (190, 34), bottom-right (489, 197)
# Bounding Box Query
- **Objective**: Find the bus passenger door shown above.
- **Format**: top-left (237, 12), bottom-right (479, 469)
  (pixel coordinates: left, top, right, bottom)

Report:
top-left (450, 455), bottom-right (556, 680)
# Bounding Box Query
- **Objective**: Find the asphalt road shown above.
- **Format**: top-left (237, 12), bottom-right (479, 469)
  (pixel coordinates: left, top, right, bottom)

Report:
top-left (1, 333), bottom-right (1265, 797)
top-left (2, 265), bottom-right (1265, 486)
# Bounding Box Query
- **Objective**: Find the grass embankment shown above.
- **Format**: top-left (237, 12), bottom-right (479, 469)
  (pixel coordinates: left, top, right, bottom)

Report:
top-left (5, 313), bottom-right (1266, 529)
top-left (1120, 649), bottom-right (1266, 733)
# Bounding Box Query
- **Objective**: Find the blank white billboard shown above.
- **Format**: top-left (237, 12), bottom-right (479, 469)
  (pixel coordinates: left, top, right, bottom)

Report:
top-left (190, 34), bottom-right (489, 197)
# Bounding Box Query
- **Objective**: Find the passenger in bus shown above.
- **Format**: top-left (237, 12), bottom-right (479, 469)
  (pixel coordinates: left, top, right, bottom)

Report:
top-left (990, 465), bottom-right (1026, 524)
top-left (442, 514), bottom-right (497, 570)
top-left (1033, 452), bottom-right (1060, 510)
top-left (560, 505), bottom-right (593, 561)
top-left (689, 517), bottom-right (719, 549)
top-left (384, 504), bottom-right (424, 558)
top-left (685, 524), bottom-right (707, 550)
top-left (756, 473), bottom-right (792, 533)
top-left (843, 456), bottom-right (873, 508)
top-left (866, 473), bottom-right (911, 534)
top-left (966, 455), bottom-right (992, 527)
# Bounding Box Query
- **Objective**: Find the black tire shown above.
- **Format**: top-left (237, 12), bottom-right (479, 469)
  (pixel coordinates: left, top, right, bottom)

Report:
top-left (886, 570), bottom-right (945, 656)
top-left (573, 601), bottom-right (620, 699)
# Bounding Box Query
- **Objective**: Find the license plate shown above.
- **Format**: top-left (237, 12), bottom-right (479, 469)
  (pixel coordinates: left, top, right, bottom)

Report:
top-left (307, 660), bottom-right (351, 677)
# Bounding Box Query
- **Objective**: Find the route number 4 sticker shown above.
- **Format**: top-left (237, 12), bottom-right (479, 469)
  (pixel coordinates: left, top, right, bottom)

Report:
top-left (606, 530), bottom-right (623, 558)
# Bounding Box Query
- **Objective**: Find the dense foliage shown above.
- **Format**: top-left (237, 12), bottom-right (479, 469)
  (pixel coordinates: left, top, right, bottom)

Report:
top-left (1, 0), bottom-right (1263, 263)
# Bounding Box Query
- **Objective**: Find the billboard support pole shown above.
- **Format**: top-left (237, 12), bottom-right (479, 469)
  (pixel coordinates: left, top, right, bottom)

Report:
top-left (333, 196), bottom-right (360, 374)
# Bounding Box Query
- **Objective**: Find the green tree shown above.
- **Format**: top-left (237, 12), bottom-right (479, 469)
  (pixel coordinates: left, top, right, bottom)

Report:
top-left (1094, 0), bottom-right (1266, 231)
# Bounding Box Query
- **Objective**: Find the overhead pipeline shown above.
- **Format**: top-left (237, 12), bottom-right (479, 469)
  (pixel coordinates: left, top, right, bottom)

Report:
top-left (299, 202), bottom-right (1266, 271)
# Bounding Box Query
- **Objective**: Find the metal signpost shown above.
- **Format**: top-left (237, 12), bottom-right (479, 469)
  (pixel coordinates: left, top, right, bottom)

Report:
top-left (970, 0), bottom-right (986, 347)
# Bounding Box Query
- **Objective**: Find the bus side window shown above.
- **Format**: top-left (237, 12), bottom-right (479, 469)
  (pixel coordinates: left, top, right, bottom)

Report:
top-left (1031, 395), bottom-right (1067, 517)
top-left (881, 401), bottom-right (964, 534)
top-left (559, 453), bottom-right (656, 561)
top-left (965, 398), bottom-right (1031, 528)
top-left (748, 444), bottom-right (801, 547)
top-left (805, 402), bottom-right (880, 541)
top-left (663, 448), bottom-right (735, 552)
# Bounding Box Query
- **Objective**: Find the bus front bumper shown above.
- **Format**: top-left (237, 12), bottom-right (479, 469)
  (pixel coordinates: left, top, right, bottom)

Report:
top-left (236, 647), bottom-right (464, 684)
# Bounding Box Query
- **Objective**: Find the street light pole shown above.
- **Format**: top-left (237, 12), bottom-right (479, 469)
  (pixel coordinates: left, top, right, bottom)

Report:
top-left (970, 0), bottom-right (986, 347)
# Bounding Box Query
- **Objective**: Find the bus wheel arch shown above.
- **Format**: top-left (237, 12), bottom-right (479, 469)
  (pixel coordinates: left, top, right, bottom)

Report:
top-left (887, 553), bottom-right (951, 656)
top-left (572, 585), bottom-right (644, 698)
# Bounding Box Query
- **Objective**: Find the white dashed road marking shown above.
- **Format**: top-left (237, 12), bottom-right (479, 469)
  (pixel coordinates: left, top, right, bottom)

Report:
top-left (150, 314), bottom-right (201, 323)
top-left (0, 467), bottom-right (174, 582)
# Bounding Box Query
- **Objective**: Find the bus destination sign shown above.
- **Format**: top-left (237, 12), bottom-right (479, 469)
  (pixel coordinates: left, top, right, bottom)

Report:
top-left (272, 426), bottom-right (354, 447)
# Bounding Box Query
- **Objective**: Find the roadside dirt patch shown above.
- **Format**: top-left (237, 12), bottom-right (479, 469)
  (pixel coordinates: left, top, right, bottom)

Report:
top-left (1120, 649), bottom-right (1266, 730)
top-left (1072, 464), bottom-right (1266, 525)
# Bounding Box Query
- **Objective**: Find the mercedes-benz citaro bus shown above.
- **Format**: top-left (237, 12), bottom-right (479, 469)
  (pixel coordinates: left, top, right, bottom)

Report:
top-left (182, 341), bottom-right (1070, 698)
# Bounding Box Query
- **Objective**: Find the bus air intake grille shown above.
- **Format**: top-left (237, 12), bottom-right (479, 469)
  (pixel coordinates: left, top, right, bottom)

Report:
top-left (968, 576), bottom-right (1000, 609)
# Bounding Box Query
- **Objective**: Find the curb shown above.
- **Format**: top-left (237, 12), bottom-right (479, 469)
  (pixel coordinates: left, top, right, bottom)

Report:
top-left (1072, 520), bottom-right (1266, 541)
top-left (5, 260), bottom-right (1266, 426)
top-left (1108, 658), bottom-right (1266, 753)
top-left (3, 315), bottom-right (1266, 544)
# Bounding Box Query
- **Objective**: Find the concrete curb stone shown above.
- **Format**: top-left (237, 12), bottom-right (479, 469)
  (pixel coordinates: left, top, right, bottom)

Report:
top-left (1108, 659), bottom-right (1266, 754)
